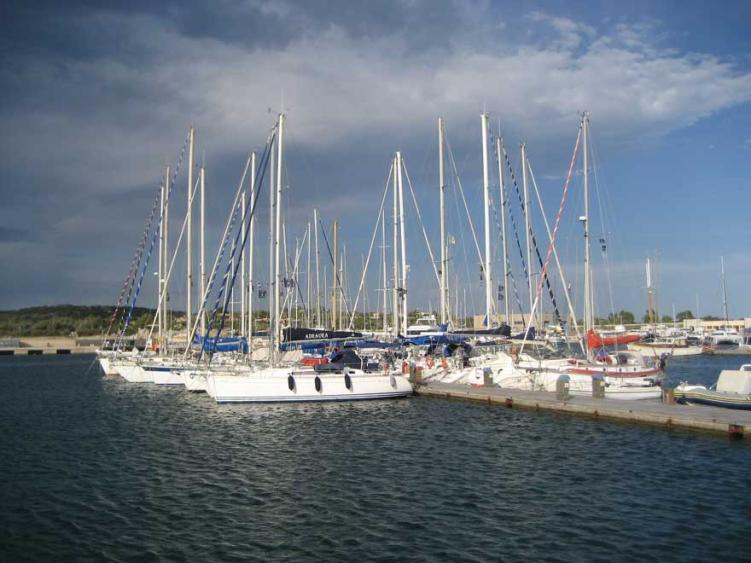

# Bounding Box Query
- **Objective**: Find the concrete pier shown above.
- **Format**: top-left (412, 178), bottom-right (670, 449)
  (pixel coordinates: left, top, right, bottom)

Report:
top-left (0, 346), bottom-right (97, 356)
top-left (0, 337), bottom-right (98, 356)
top-left (416, 382), bottom-right (751, 439)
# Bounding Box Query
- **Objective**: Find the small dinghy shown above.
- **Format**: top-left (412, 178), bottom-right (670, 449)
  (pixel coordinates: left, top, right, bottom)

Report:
top-left (674, 364), bottom-right (751, 410)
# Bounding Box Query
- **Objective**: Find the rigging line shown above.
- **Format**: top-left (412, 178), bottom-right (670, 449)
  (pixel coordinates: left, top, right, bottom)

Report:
top-left (521, 155), bottom-right (563, 325)
top-left (499, 148), bottom-right (532, 325)
top-left (107, 133), bottom-right (190, 343)
top-left (189, 149), bottom-right (265, 359)
top-left (443, 128), bottom-right (484, 267)
top-left (588, 125), bottom-right (618, 320)
top-left (447, 164), bottom-right (479, 317)
top-left (279, 228), bottom-right (309, 317)
top-left (147, 172), bottom-right (201, 342)
top-left (519, 121), bottom-right (583, 357)
top-left (494, 137), bottom-right (524, 322)
top-left (203, 133), bottom-right (275, 361)
top-left (187, 142), bottom-right (266, 358)
top-left (113, 130), bottom-right (191, 345)
top-left (526, 153), bottom-right (583, 342)
top-left (104, 188), bottom-right (159, 344)
top-left (488, 167), bottom-right (526, 321)
top-left (502, 145), bottom-right (562, 324)
top-left (317, 216), bottom-right (352, 319)
top-left (347, 162), bottom-right (393, 329)
top-left (401, 157), bottom-right (441, 287)
top-left (116, 132), bottom-right (191, 341)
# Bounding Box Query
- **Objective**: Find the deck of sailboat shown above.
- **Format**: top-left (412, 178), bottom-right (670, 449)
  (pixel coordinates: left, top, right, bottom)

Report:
top-left (416, 381), bottom-right (751, 439)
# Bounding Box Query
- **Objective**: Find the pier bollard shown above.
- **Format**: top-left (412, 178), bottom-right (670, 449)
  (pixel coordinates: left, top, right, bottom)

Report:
top-left (409, 365), bottom-right (422, 385)
top-left (662, 388), bottom-right (675, 405)
top-left (483, 367), bottom-right (493, 386)
top-left (556, 375), bottom-right (570, 401)
top-left (592, 374), bottom-right (606, 399)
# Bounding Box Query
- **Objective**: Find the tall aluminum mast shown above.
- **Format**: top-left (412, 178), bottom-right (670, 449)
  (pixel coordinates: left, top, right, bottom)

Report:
top-left (481, 113), bottom-right (492, 327)
top-left (397, 151), bottom-right (408, 335)
top-left (495, 136), bottom-right (510, 324)
top-left (438, 117), bottom-right (448, 325)
top-left (186, 127), bottom-right (194, 341)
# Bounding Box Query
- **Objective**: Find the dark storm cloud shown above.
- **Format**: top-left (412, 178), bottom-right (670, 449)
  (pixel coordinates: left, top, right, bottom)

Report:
top-left (0, 227), bottom-right (34, 243)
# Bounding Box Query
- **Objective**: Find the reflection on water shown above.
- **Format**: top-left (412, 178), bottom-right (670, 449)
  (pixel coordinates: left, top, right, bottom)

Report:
top-left (0, 354), bottom-right (749, 562)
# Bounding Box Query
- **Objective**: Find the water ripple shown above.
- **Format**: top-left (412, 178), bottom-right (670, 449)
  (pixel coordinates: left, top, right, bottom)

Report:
top-left (0, 355), bottom-right (749, 562)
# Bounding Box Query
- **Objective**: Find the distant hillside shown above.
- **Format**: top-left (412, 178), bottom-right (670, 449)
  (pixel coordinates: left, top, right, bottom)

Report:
top-left (0, 305), bottom-right (160, 337)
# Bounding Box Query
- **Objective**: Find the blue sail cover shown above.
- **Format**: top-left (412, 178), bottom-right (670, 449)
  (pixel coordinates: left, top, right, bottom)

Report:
top-left (192, 335), bottom-right (248, 353)
top-left (279, 338), bottom-right (400, 353)
top-left (398, 333), bottom-right (469, 346)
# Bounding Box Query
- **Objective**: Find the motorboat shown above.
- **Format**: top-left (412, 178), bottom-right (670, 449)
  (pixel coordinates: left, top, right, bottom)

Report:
top-left (405, 315), bottom-right (440, 336)
top-left (704, 329), bottom-right (743, 347)
top-left (674, 364), bottom-right (751, 409)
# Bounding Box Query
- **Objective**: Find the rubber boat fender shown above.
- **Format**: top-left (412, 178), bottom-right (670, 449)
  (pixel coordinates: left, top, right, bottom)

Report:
top-left (288, 374), bottom-right (296, 392)
top-left (344, 372), bottom-right (352, 390)
top-left (314, 376), bottom-right (322, 393)
top-left (390, 375), bottom-right (397, 388)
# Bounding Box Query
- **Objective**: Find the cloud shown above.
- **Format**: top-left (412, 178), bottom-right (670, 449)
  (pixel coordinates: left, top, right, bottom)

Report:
top-left (1, 3), bottom-right (750, 309)
top-left (527, 10), bottom-right (596, 49)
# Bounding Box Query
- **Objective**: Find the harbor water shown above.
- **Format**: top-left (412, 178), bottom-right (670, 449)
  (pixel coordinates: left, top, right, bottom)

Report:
top-left (1, 354), bottom-right (749, 562)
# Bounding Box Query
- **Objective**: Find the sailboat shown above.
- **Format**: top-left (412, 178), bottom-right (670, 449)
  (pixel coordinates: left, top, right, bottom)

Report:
top-left (198, 113), bottom-right (413, 403)
top-left (433, 113), bottom-right (662, 399)
top-left (561, 114), bottom-right (661, 385)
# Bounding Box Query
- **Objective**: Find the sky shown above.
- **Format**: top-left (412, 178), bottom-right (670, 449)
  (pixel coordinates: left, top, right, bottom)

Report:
top-left (1, 0), bottom-right (750, 321)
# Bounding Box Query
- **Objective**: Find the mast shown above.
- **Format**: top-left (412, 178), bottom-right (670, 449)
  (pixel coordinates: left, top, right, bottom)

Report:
top-left (397, 151), bottom-right (408, 335)
top-left (481, 113), bottom-right (492, 327)
top-left (240, 190), bottom-right (246, 339)
top-left (332, 220), bottom-right (338, 329)
top-left (438, 117), bottom-right (448, 325)
top-left (721, 256), bottom-right (729, 322)
top-left (582, 113), bottom-right (593, 334)
top-left (274, 113), bottom-right (284, 355)
top-left (521, 141), bottom-right (534, 327)
top-left (186, 127), bottom-right (194, 341)
top-left (340, 244), bottom-right (346, 330)
top-left (268, 123), bottom-right (277, 362)
top-left (158, 177), bottom-right (165, 342)
top-left (199, 165), bottom-right (206, 336)
top-left (283, 224), bottom-right (290, 328)
top-left (248, 152), bottom-right (255, 353)
top-left (392, 155), bottom-right (399, 336)
top-left (163, 166), bottom-right (170, 340)
top-left (296, 237), bottom-right (302, 328)
top-left (496, 136), bottom-right (510, 324)
top-left (646, 257), bottom-right (655, 324)
top-left (381, 206), bottom-right (388, 333)
top-left (306, 221), bottom-right (311, 326)
top-left (314, 209), bottom-right (321, 327)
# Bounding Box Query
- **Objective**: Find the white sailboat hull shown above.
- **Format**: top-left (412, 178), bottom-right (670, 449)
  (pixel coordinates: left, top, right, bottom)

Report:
top-left (97, 356), bottom-right (118, 376)
top-left (206, 370), bottom-right (413, 403)
top-left (151, 369), bottom-right (186, 385)
top-left (181, 371), bottom-right (208, 392)
top-left (112, 362), bottom-right (153, 383)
